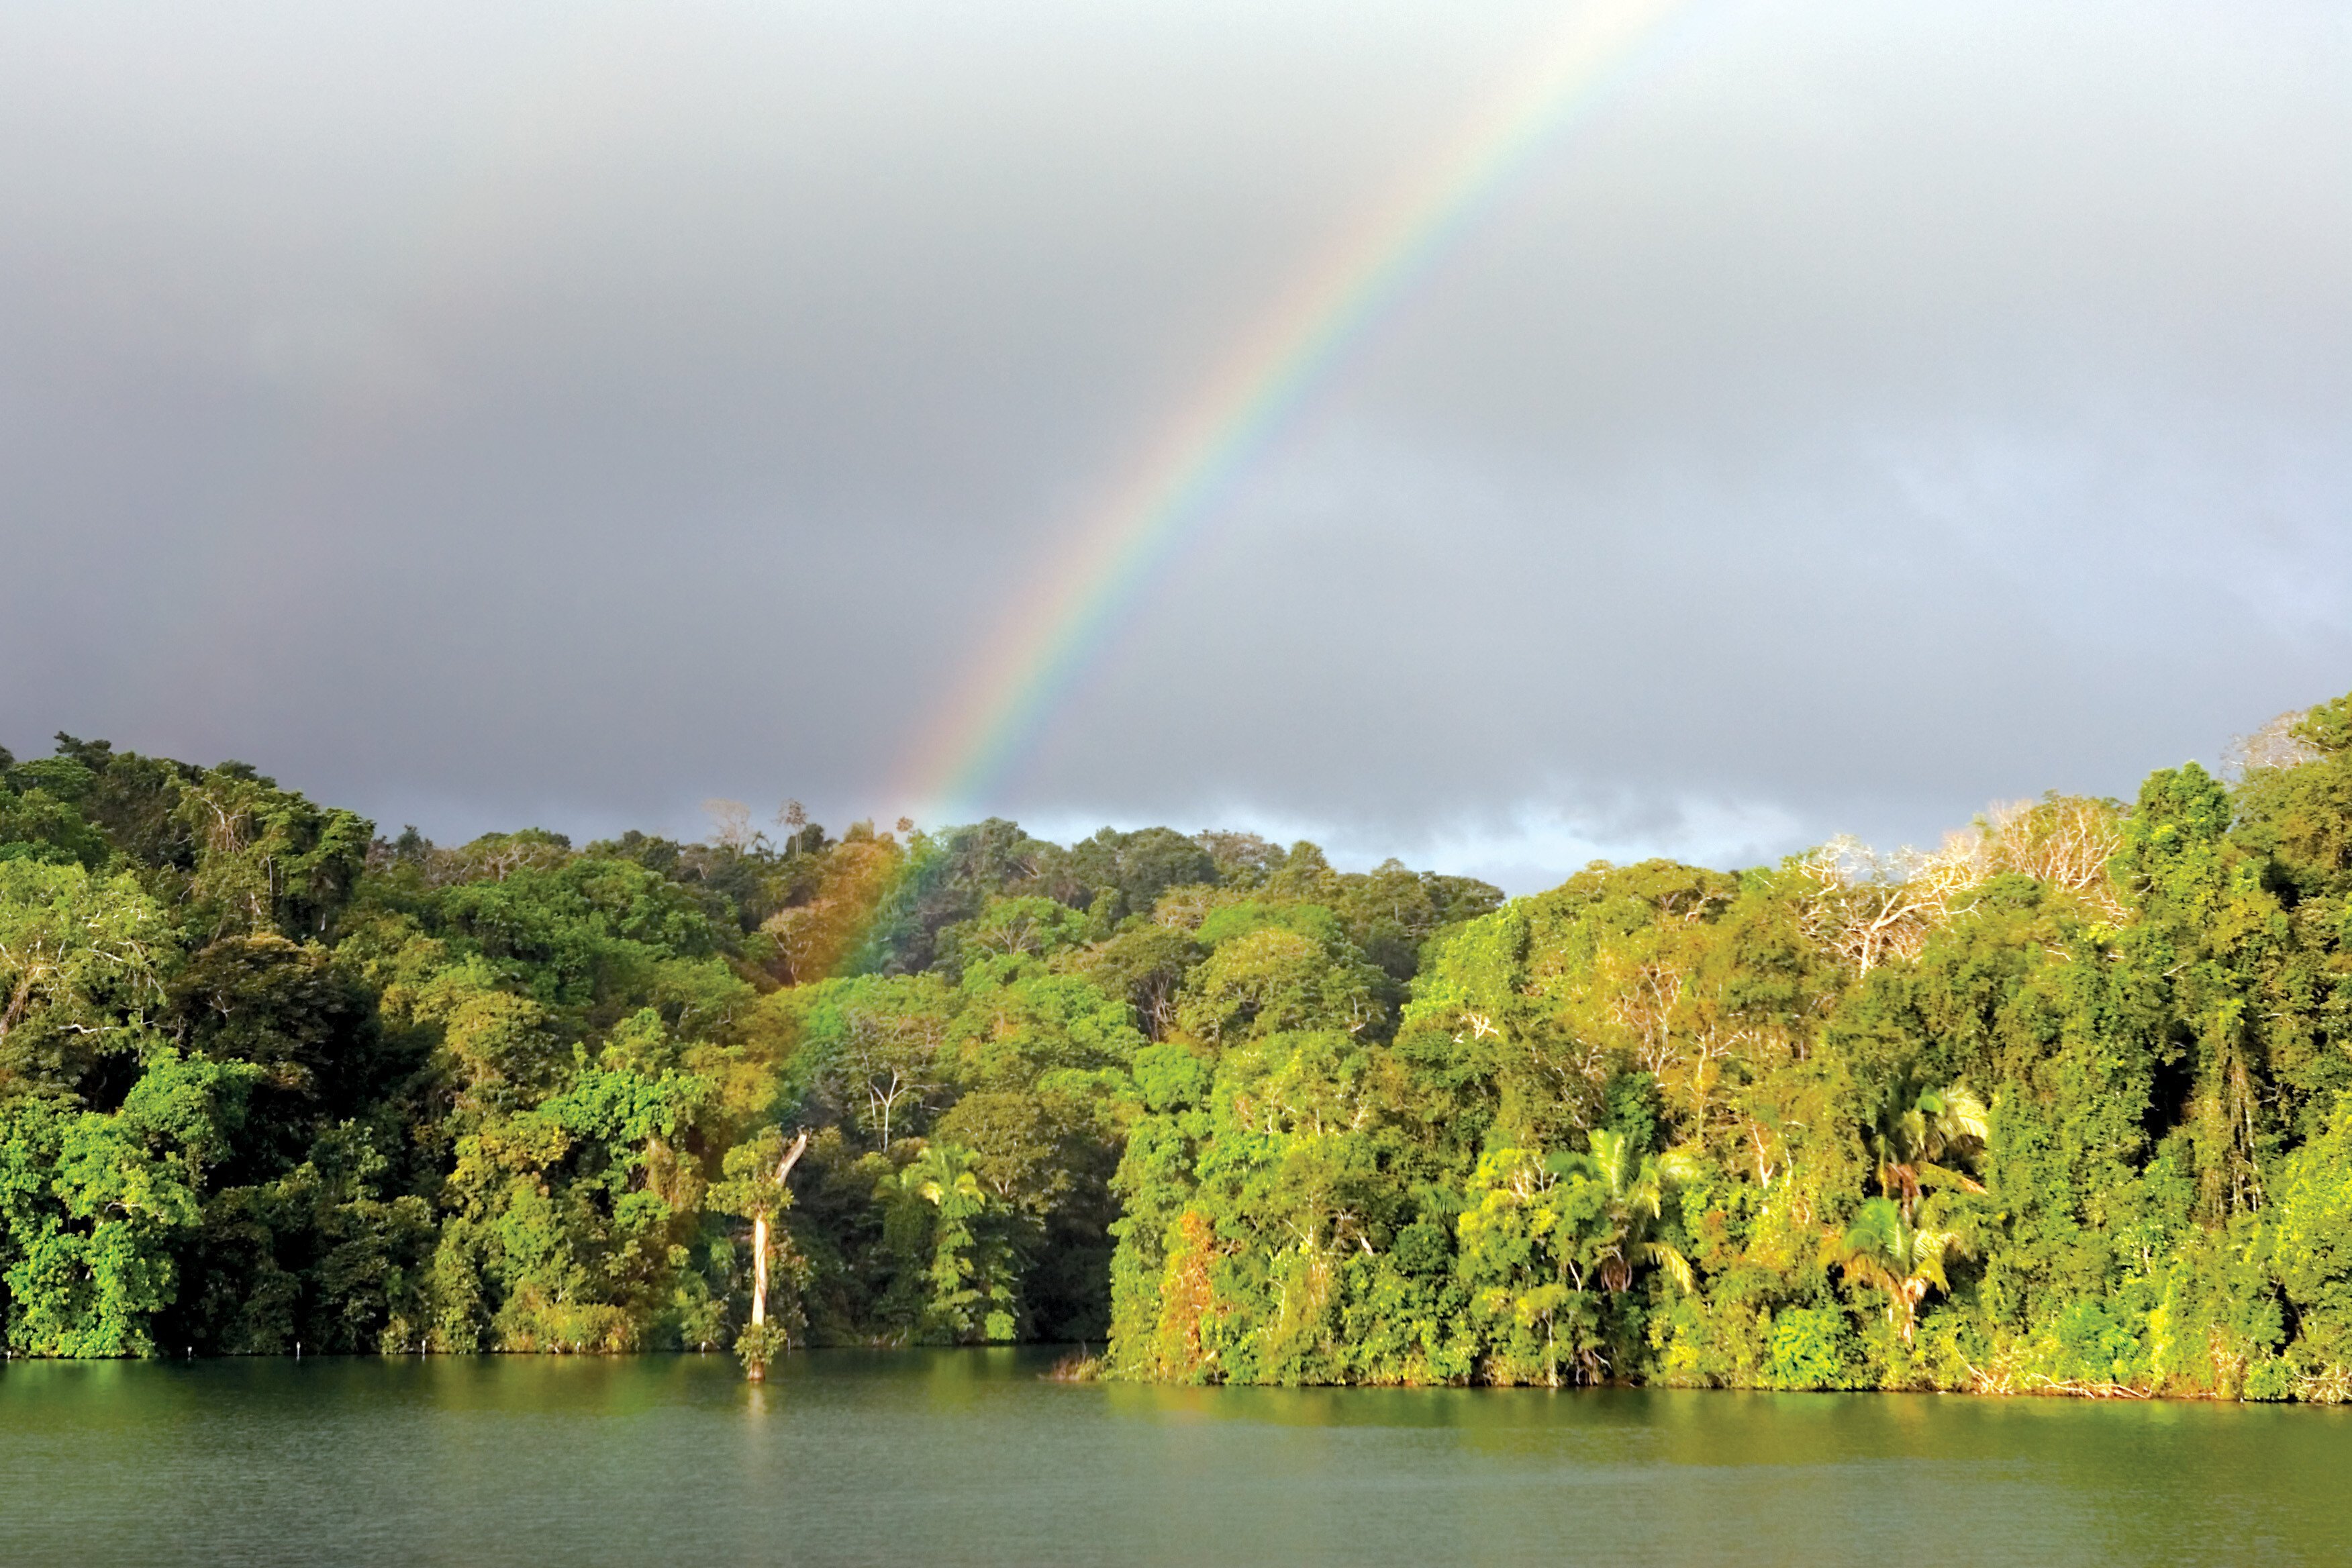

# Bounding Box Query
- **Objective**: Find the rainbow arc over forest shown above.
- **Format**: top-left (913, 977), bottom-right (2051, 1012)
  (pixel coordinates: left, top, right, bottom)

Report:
top-left (900, 0), bottom-right (1702, 826)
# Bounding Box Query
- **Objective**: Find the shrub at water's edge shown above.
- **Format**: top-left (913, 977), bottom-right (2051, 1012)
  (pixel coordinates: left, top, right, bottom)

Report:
top-left (3, 701), bottom-right (2352, 1400)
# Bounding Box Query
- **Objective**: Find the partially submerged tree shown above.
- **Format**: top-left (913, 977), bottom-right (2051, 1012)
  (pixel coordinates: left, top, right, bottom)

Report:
top-left (711, 1126), bottom-right (810, 1379)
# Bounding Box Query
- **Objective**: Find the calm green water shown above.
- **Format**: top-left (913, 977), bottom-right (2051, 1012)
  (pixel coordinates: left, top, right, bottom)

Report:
top-left (1, 1351), bottom-right (2345, 1566)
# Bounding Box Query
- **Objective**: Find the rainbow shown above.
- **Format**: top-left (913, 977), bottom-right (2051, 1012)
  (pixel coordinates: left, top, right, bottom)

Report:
top-left (903, 0), bottom-right (1706, 823)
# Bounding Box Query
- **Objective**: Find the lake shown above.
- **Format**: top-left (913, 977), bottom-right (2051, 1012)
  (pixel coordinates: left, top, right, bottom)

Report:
top-left (0, 1349), bottom-right (2343, 1566)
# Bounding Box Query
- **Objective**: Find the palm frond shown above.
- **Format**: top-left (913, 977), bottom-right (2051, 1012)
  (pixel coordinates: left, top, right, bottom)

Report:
top-left (1938, 1083), bottom-right (1990, 1146)
top-left (1658, 1146), bottom-right (1706, 1186)
top-left (1916, 1161), bottom-right (1986, 1196)
top-left (1637, 1240), bottom-right (1695, 1293)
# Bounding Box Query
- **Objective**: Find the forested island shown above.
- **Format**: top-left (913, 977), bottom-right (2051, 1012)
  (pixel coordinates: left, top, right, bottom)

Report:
top-left (3, 697), bottom-right (2351, 1402)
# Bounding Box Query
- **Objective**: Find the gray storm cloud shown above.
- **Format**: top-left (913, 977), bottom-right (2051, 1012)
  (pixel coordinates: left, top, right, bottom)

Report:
top-left (2, 0), bottom-right (2347, 890)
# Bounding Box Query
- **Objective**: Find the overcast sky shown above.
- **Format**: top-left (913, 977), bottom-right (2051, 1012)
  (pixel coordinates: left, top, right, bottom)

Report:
top-left (3, 0), bottom-right (2347, 890)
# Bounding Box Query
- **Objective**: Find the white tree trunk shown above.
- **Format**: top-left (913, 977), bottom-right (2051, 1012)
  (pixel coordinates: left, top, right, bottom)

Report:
top-left (748, 1131), bottom-right (810, 1335)
top-left (751, 1214), bottom-right (770, 1328)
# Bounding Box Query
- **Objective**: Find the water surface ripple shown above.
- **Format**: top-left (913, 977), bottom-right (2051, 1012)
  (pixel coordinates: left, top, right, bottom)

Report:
top-left (1, 1349), bottom-right (2343, 1566)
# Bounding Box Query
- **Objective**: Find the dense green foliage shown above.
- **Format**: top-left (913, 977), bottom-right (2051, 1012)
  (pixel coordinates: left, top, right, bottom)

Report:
top-left (6, 700), bottom-right (2352, 1403)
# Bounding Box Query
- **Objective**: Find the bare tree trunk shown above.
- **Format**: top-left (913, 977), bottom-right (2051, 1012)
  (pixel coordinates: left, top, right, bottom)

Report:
top-left (751, 1214), bottom-right (770, 1329)
top-left (744, 1131), bottom-right (811, 1381)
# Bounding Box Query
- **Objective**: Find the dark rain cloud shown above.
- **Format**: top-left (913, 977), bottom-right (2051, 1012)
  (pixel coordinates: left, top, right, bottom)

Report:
top-left (3, 0), bottom-right (2347, 890)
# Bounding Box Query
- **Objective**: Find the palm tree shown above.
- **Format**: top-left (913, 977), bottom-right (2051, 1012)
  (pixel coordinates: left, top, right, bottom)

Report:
top-left (1870, 1081), bottom-right (1988, 1219)
top-left (879, 1142), bottom-right (1021, 1342)
top-left (899, 1141), bottom-right (989, 1229)
top-left (1822, 1195), bottom-right (1971, 1343)
top-left (1549, 1128), bottom-right (1696, 1295)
